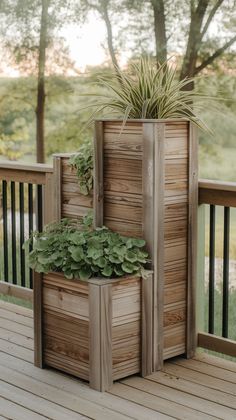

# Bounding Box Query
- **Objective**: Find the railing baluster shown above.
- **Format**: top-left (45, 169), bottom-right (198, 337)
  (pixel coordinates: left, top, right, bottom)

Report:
top-left (19, 182), bottom-right (25, 287)
top-left (2, 181), bottom-right (8, 282)
top-left (208, 204), bottom-right (215, 334)
top-left (11, 181), bottom-right (17, 284)
top-left (222, 206), bottom-right (230, 338)
top-left (28, 184), bottom-right (33, 289)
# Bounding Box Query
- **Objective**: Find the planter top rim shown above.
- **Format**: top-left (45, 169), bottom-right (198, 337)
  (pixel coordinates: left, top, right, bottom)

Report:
top-left (95, 118), bottom-right (190, 123)
top-left (44, 270), bottom-right (153, 285)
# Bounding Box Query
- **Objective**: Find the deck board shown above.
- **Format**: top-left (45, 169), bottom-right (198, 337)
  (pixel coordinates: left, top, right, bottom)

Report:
top-left (0, 300), bottom-right (236, 420)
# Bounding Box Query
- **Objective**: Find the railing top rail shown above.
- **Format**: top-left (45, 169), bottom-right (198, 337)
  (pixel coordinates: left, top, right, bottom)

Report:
top-left (199, 178), bottom-right (236, 193)
top-left (0, 161), bottom-right (53, 185)
top-left (199, 178), bottom-right (236, 207)
top-left (0, 161), bottom-right (53, 173)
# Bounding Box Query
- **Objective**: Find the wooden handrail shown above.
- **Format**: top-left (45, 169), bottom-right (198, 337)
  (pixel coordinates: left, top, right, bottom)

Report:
top-left (0, 161), bottom-right (53, 185)
top-left (0, 161), bottom-right (53, 173)
top-left (199, 178), bottom-right (236, 207)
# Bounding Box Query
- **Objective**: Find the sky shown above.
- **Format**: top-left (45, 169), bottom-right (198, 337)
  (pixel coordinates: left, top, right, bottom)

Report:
top-left (0, 11), bottom-right (110, 77)
top-left (61, 15), bottom-right (108, 71)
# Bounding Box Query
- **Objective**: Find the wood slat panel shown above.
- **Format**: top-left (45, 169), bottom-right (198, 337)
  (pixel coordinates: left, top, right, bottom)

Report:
top-left (104, 157), bottom-right (142, 179)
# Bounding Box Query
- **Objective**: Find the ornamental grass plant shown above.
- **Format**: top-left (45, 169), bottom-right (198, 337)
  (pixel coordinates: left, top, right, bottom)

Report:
top-left (83, 57), bottom-right (209, 130)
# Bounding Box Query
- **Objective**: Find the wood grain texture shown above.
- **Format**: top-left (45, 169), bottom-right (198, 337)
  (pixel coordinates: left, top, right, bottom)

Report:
top-left (95, 119), bottom-right (197, 366)
top-left (52, 156), bottom-right (62, 221)
top-left (1, 301), bottom-right (236, 420)
top-left (60, 156), bottom-right (93, 220)
top-left (33, 272), bottom-right (43, 368)
top-left (136, 122), bottom-right (165, 372)
top-left (0, 281), bottom-right (33, 302)
top-left (94, 121), bottom-right (104, 227)
top-left (186, 122), bottom-right (198, 358)
top-left (44, 173), bottom-right (55, 225)
top-left (89, 283), bottom-right (113, 391)
top-left (142, 272), bottom-right (153, 377)
top-left (163, 120), bottom-right (190, 359)
top-left (199, 187), bottom-right (236, 207)
top-left (36, 273), bottom-right (142, 391)
top-left (0, 169), bottom-right (49, 185)
top-left (198, 332), bottom-right (236, 358)
top-left (103, 121), bottom-right (143, 234)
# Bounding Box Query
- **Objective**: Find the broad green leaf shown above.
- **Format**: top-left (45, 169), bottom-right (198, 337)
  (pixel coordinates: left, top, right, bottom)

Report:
top-left (79, 266), bottom-right (92, 280)
top-left (96, 257), bottom-right (106, 268)
top-left (125, 251), bottom-right (138, 263)
top-left (101, 265), bottom-right (113, 277)
top-left (122, 262), bottom-right (138, 274)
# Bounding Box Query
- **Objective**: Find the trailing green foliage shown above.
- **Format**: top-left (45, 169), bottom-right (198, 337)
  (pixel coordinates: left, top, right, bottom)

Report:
top-left (69, 141), bottom-right (93, 195)
top-left (25, 217), bottom-right (149, 281)
top-left (82, 57), bottom-right (209, 130)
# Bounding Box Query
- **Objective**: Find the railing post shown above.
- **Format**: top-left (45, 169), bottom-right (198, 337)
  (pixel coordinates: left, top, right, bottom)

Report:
top-left (197, 204), bottom-right (205, 333)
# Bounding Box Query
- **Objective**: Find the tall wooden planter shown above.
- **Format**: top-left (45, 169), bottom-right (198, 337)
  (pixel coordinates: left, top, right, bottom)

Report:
top-left (34, 271), bottom-right (153, 391)
top-left (94, 119), bottom-right (198, 370)
top-left (53, 153), bottom-right (93, 221)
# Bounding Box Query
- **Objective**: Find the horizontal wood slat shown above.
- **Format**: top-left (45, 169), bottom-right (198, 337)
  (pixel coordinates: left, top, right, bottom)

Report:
top-left (198, 332), bottom-right (236, 358)
top-left (0, 281), bottom-right (33, 302)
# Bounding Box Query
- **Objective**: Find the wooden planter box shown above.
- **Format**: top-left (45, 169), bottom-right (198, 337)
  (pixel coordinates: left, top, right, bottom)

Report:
top-left (53, 153), bottom-right (93, 221)
top-left (94, 119), bottom-right (198, 370)
top-left (34, 271), bottom-right (153, 391)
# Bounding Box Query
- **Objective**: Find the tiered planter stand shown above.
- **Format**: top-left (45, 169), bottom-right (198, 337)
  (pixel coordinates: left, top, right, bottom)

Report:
top-left (93, 119), bottom-right (198, 370)
top-left (34, 118), bottom-right (198, 390)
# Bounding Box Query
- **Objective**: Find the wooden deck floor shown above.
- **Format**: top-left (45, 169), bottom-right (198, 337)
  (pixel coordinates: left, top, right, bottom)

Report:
top-left (0, 301), bottom-right (236, 420)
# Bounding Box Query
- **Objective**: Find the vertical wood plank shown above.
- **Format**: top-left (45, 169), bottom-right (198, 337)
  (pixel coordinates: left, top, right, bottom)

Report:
top-left (53, 156), bottom-right (62, 222)
top-left (100, 284), bottom-right (113, 390)
top-left (142, 123), bottom-right (155, 262)
top-left (141, 271), bottom-right (153, 377)
top-left (89, 283), bottom-right (101, 390)
top-left (186, 122), bottom-right (198, 358)
top-left (89, 282), bottom-right (112, 391)
top-left (43, 172), bottom-right (55, 225)
top-left (197, 204), bottom-right (205, 333)
top-left (33, 271), bottom-right (44, 368)
top-left (153, 122), bottom-right (165, 370)
top-left (142, 122), bottom-right (165, 372)
top-left (94, 121), bottom-right (104, 228)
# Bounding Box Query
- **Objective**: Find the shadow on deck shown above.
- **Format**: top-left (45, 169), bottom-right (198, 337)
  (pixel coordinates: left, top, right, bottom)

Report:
top-left (0, 300), bottom-right (235, 420)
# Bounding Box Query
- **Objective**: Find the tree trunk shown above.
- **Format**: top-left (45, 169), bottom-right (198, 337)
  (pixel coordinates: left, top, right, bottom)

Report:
top-left (36, 0), bottom-right (49, 163)
top-left (180, 0), bottom-right (209, 81)
top-left (150, 0), bottom-right (167, 64)
top-left (101, 2), bottom-right (120, 71)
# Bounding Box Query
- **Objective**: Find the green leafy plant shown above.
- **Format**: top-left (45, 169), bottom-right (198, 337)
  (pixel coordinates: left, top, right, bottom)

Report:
top-left (69, 141), bottom-right (93, 195)
top-left (83, 57), bottom-right (210, 130)
top-left (25, 217), bottom-right (149, 281)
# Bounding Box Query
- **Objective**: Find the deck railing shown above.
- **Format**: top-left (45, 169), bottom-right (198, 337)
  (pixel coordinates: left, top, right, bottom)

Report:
top-left (0, 160), bottom-right (235, 358)
top-left (0, 161), bottom-right (53, 301)
top-left (198, 179), bottom-right (236, 357)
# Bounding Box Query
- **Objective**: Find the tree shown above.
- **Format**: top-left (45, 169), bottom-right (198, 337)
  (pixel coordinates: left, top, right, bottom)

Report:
top-left (93, 0), bottom-right (236, 82)
top-left (74, 0), bottom-right (121, 71)
top-left (0, 0), bottom-right (73, 162)
top-left (36, 0), bottom-right (49, 163)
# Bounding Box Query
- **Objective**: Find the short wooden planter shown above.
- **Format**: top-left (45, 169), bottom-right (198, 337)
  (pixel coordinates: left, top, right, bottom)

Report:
top-left (94, 119), bottom-right (198, 370)
top-left (34, 271), bottom-right (153, 391)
